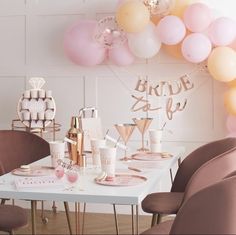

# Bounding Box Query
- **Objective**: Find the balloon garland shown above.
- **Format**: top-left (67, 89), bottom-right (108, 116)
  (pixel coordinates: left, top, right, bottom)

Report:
top-left (64, 0), bottom-right (236, 133)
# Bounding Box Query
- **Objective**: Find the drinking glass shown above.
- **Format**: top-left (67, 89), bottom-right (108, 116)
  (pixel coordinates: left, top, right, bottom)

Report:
top-left (114, 124), bottom-right (136, 161)
top-left (133, 118), bottom-right (153, 152)
top-left (54, 165), bottom-right (64, 179)
top-left (65, 166), bottom-right (79, 190)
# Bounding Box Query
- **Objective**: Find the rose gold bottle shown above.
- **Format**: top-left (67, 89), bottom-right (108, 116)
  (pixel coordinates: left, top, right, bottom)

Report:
top-left (67, 116), bottom-right (84, 166)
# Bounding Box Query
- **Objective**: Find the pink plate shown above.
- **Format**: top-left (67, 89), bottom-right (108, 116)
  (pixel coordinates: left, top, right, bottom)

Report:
top-left (132, 152), bottom-right (172, 161)
top-left (12, 166), bottom-right (54, 177)
top-left (95, 174), bottom-right (147, 186)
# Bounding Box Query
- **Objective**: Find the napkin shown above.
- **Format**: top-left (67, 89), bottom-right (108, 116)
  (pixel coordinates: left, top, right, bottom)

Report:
top-left (15, 176), bottom-right (64, 190)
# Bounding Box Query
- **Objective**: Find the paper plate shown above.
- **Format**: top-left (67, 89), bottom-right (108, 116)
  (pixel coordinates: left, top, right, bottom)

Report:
top-left (131, 152), bottom-right (172, 161)
top-left (12, 166), bottom-right (54, 177)
top-left (95, 174), bottom-right (147, 186)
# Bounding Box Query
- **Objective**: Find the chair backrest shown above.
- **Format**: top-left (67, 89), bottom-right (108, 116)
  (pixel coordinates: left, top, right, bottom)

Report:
top-left (0, 130), bottom-right (50, 175)
top-left (170, 176), bottom-right (236, 234)
top-left (171, 137), bottom-right (236, 192)
top-left (183, 146), bottom-right (236, 202)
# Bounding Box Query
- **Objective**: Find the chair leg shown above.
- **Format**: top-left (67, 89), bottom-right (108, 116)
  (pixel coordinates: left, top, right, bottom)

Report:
top-left (1, 199), bottom-right (6, 205)
top-left (64, 202), bottom-right (73, 235)
top-left (52, 201), bottom-right (57, 213)
top-left (178, 157), bottom-right (181, 167)
top-left (169, 169), bottom-right (174, 184)
top-left (113, 204), bottom-right (119, 235)
top-left (156, 214), bottom-right (162, 224)
top-left (151, 214), bottom-right (158, 227)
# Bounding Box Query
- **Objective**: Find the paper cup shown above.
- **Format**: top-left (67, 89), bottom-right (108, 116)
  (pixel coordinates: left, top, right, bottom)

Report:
top-left (49, 141), bottom-right (65, 168)
top-left (150, 143), bottom-right (162, 153)
top-left (22, 111), bottom-right (30, 120)
top-left (149, 129), bottom-right (163, 144)
top-left (24, 90), bottom-right (30, 99)
top-left (30, 89), bottom-right (38, 99)
top-left (46, 90), bottom-right (52, 98)
top-left (45, 110), bottom-right (54, 120)
top-left (47, 100), bottom-right (54, 109)
top-left (30, 111), bottom-right (37, 120)
top-left (38, 111), bottom-right (45, 120)
top-left (21, 99), bottom-right (29, 110)
top-left (100, 147), bottom-right (116, 178)
top-left (90, 139), bottom-right (106, 167)
top-left (39, 89), bottom-right (46, 98)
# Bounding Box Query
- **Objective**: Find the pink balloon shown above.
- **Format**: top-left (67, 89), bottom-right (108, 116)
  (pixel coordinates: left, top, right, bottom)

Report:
top-left (64, 20), bottom-right (107, 66)
top-left (108, 42), bottom-right (135, 66)
top-left (208, 17), bottom-right (236, 46)
top-left (226, 132), bottom-right (236, 138)
top-left (226, 115), bottom-right (236, 133)
top-left (230, 38), bottom-right (236, 51)
top-left (184, 3), bottom-right (212, 32)
top-left (157, 15), bottom-right (186, 45)
top-left (181, 33), bottom-right (212, 63)
top-left (117, 0), bottom-right (126, 8)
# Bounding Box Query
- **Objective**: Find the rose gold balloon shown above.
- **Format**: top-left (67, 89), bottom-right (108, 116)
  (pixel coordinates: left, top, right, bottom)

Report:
top-left (94, 16), bottom-right (127, 49)
top-left (143, 0), bottom-right (175, 17)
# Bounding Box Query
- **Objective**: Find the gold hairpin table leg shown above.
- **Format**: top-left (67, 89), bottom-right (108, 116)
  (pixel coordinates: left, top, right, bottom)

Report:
top-left (31, 200), bottom-right (37, 235)
top-left (82, 203), bottom-right (86, 235)
top-left (64, 202), bottom-right (73, 235)
top-left (136, 205), bottom-right (139, 235)
top-left (75, 202), bottom-right (81, 235)
top-left (113, 204), bottom-right (119, 235)
top-left (131, 205), bottom-right (134, 235)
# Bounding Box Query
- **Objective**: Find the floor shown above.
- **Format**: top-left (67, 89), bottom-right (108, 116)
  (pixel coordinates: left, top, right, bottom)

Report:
top-left (12, 209), bottom-right (153, 234)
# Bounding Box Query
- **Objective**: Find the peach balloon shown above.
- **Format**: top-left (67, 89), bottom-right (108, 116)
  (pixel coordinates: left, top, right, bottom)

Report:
top-left (116, 0), bottom-right (150, 33)
top-left (225, 87), bottom-right (236, 115)
top-left (151, 15), bottom-right (161, 25)
top-left (208, 47), bottom-right (236, 82)
top-left (163, 43), bottom-right (184, 59)
top-left (163, 30), bottom-right (191, 59)
top-left (171, 0), bottom-right (192, 18)
top-left (230, 38), bottom-right (236, 51)
top-left (228, 79), bottom-right (236, 88)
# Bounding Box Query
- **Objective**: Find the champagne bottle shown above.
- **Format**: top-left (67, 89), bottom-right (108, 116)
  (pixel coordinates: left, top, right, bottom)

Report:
top-left (67, 116), bottom-right (84, 166)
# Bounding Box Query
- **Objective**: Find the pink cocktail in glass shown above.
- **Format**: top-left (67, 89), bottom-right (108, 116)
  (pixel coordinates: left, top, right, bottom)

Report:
top-left (55, 165), bottom-right (64, 179)
top-left (66, 171), bottom-right (78, 183)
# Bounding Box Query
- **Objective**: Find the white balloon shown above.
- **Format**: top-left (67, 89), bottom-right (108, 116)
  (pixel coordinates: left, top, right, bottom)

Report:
top-left (127, 22), bottom-right (162, 59)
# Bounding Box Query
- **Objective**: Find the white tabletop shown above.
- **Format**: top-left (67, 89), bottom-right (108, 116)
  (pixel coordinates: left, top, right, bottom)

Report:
top-left (0, 146), bottom-right (184, 205)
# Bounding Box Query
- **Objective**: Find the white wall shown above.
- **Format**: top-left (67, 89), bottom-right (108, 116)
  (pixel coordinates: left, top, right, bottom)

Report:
top-left (0, 0), bottom-right (235, 214)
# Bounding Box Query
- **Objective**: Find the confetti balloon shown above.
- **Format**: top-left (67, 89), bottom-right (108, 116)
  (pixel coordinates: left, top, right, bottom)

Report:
top-left (143, 0), bottom-right (175, 17)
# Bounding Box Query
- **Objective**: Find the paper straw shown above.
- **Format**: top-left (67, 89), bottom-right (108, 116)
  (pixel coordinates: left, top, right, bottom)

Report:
top-left (105, 135), bottom-right (127, 150)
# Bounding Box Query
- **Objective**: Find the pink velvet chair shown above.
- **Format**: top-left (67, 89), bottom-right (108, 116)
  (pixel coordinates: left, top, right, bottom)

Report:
top-left (141, 146), bottom-right (236, 234)
top-left (141, 137), bottom-right (236, 226)
top-left (141, 173), bottom-right (236, 234)
top-left (0, 204), bottom-right (28, 235)
top-left (0, 130), bottom-right (72, 234)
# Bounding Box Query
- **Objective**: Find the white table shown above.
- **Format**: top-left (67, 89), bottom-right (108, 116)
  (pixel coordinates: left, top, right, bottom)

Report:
top-left (0, 146), bottom-right (184, 235)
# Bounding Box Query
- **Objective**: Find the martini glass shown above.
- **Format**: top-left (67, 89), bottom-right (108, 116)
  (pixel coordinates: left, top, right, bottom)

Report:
top-left (114, 124), bottom-right (136, 161)
top-left (133, 118), bottom-right (153, 152)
